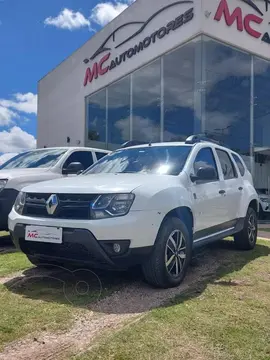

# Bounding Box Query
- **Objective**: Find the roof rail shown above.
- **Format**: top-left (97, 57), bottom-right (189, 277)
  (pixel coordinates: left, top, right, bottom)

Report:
top-left (120, 140), bottom-right (147, 149)
top-left (185, 134), bottom-right (221, 145)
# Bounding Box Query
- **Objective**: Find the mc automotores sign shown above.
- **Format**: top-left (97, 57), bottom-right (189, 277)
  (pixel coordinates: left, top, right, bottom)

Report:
top-left (214, 0), bottom-right (270, 44)
top-left (83, 1), bottom-right (195, 87)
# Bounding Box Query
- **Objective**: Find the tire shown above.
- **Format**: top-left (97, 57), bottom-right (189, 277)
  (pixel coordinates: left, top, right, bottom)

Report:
top-left (234, 207), bottom-right (257, 250)
top-left (142, 217), bottom-right (192, 289)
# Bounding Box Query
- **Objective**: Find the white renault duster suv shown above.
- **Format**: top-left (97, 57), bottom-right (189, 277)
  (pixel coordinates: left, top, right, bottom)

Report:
top-left (8, 135), bottom-right (259, 288)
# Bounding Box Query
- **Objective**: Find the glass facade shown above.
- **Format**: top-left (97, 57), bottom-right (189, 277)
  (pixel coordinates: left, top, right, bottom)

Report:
top-left (86, 35), bottom-right (270, 192)
top-left (132, 59), bottom-right (161, 144)
top-left (86, 37), bottom-right (201, 150)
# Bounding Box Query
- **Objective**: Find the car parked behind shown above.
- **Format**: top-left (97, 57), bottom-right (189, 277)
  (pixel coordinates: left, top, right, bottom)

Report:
top-left (0, 146), bottom-right (109, 231)
top-left (9, 135), bottom-right (259, 288)
top-left (257, 188), bottom-right (270, 220)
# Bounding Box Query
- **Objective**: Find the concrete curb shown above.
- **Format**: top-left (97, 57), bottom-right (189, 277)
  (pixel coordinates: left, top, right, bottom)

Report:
top-left (258, 236), bottom-right (270, 241)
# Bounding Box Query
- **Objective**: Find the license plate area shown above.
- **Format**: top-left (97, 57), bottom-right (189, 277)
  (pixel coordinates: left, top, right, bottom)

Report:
top-left (25, 225), bottom-right (63, 244)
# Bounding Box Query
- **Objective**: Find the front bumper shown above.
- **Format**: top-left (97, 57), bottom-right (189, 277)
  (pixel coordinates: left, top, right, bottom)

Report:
top-left (8, 208), bottom-right (164, 269)
top-left (0, 189), bottom-right (18, 230)
top-left (260, 202), bottom-right (270, 212)
top-left (10, 224), bottom-right (153, 269)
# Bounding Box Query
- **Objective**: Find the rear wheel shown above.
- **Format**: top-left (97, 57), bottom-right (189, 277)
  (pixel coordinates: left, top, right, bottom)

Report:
top-left (234, 207), bottom-right (257, 250)
top-left (142, 217), bottom-right (192, 288)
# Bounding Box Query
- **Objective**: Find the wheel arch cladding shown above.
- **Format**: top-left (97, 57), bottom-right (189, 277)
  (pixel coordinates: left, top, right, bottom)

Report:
top-left (158, 207), bottom-right (194, 239)
top-left (249, 199), bottom-right (259, 213)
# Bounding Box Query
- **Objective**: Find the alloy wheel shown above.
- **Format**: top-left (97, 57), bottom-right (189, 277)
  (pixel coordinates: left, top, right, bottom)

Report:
top-left (248, 213), bottom-right (256, 244)
top-left (165, 230), bottom-right (186, 277)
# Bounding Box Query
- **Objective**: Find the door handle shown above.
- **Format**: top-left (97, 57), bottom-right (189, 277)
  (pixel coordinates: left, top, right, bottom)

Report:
top-left (238, 187), bottom-right (243, 191)
top-left (219, 190), bottom-right (226, 195)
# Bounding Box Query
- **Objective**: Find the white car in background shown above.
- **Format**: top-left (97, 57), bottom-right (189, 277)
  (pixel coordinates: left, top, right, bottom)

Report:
top-left (0, 147), bottom-right (109, 231)
top-left (9, 135), bottom-right (259, 288)
top-left (257, 189), bottom-right (270, 219)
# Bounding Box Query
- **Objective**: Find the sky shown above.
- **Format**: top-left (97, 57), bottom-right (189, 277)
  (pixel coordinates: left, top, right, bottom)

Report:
top-left (0, 0), bottom-right (134, 156)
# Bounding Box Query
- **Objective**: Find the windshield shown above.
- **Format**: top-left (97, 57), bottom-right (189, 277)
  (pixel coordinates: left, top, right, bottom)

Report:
top-left (0, 148), bottom-right (68, 169)
top-left (84, 145), bottom-right (192, 176)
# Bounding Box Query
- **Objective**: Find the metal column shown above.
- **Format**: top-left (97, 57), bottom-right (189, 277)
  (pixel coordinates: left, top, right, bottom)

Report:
top-left (105, 87), bottom-right (109, 148)
top-left (194, 36), bottom-right (204, 134)
top-left (250, 56), bottom-right (255, 177)
top-left (160, 57), bottom-right (164, 142)
top-left (130, 74), bottom-right (133, 141)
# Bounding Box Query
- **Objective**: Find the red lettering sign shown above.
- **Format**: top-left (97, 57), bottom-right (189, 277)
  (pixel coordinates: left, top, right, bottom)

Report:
top-left (214, 0), bottom-right (262, 39)
top-left (244, 14), bottom-right (263, 38)
top-left (27, 232), bottom-right (38, 238)
top-left (83, 53), bottom-right (111, 86)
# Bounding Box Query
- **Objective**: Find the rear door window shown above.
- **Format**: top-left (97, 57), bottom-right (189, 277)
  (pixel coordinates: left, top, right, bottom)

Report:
top-left (232, 153), bottom-right (245, 176)
top-left (216, 149), bottom-right (237, 180)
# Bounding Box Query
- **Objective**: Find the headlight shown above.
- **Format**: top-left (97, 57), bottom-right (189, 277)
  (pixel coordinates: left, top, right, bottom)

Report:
top-left (14, 192), bottom-right (26, 215)
top-left (0, 179), bottom-right (7, 192)
top-left (91, 193), bottom-right (135, 219)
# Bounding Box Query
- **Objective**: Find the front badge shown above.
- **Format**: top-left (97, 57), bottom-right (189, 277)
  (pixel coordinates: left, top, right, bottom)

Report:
top-left (46, 194), bottom-right (59, 215)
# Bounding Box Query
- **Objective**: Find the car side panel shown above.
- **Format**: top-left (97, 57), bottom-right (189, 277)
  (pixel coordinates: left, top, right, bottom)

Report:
top-left (131, 173), bottom-right (193, 213)
top-left (237, 180), bottom-right (259, 218)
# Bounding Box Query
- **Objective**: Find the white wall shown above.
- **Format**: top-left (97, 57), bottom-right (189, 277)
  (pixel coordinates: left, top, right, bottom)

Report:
top-left (38, 0), bottom-right (202, 148)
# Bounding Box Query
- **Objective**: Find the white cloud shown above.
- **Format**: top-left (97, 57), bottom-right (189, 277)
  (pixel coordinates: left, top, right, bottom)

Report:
top-left (0, 127), bottom-right (36, 153)
top-left (44, 1), bottom-right (135, 31)
top-left (0, 106), bottom-right (18, 126)
top-left (0, 153), bottom-right (18, 166)
top-left (91, 0), bottom-right (134, 26)
top-left (44, 8), bottom-right (90, 30)
top-left (0, 93), bottom-right (37, 115)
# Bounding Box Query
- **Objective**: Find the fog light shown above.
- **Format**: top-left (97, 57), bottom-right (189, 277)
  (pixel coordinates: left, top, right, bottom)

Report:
top-left (113, 243), bottom-right (121, 253)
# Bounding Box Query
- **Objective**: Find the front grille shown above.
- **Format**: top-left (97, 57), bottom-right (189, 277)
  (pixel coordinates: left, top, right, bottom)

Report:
top-left (23, 193), bottom-right (97, 220)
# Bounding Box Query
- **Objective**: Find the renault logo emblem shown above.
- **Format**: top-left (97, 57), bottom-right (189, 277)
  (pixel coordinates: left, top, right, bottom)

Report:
top-left (46, 194), bottom-right (58, 215)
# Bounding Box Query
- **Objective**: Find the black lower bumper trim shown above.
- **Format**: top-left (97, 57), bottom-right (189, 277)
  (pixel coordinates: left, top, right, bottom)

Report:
top-left (0, 189), bottom-right (19, 230)
top-left (11, 224), bottom-right (153, 269)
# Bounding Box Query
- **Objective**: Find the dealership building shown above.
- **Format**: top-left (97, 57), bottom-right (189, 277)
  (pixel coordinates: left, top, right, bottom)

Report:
top-left (38, 0), bottom-right (270, 190)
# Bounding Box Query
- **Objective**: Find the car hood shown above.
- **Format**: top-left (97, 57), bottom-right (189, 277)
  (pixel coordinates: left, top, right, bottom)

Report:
top-left (22, 173), bottom-right (177, 194)
top-left (0, 168), bottom-right (51, 180)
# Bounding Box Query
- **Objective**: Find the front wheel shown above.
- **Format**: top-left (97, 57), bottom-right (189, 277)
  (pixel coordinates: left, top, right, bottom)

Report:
top-left (142, 217), bottom-right (192, 288)
top-left (234, 207), bottom-right (257, 250)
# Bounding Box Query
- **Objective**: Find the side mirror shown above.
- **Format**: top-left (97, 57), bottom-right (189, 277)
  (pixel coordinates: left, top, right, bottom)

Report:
top-left (63, 162), bottom-right (84, 175)
top-left (191, 166), bottom-right (217, 182)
